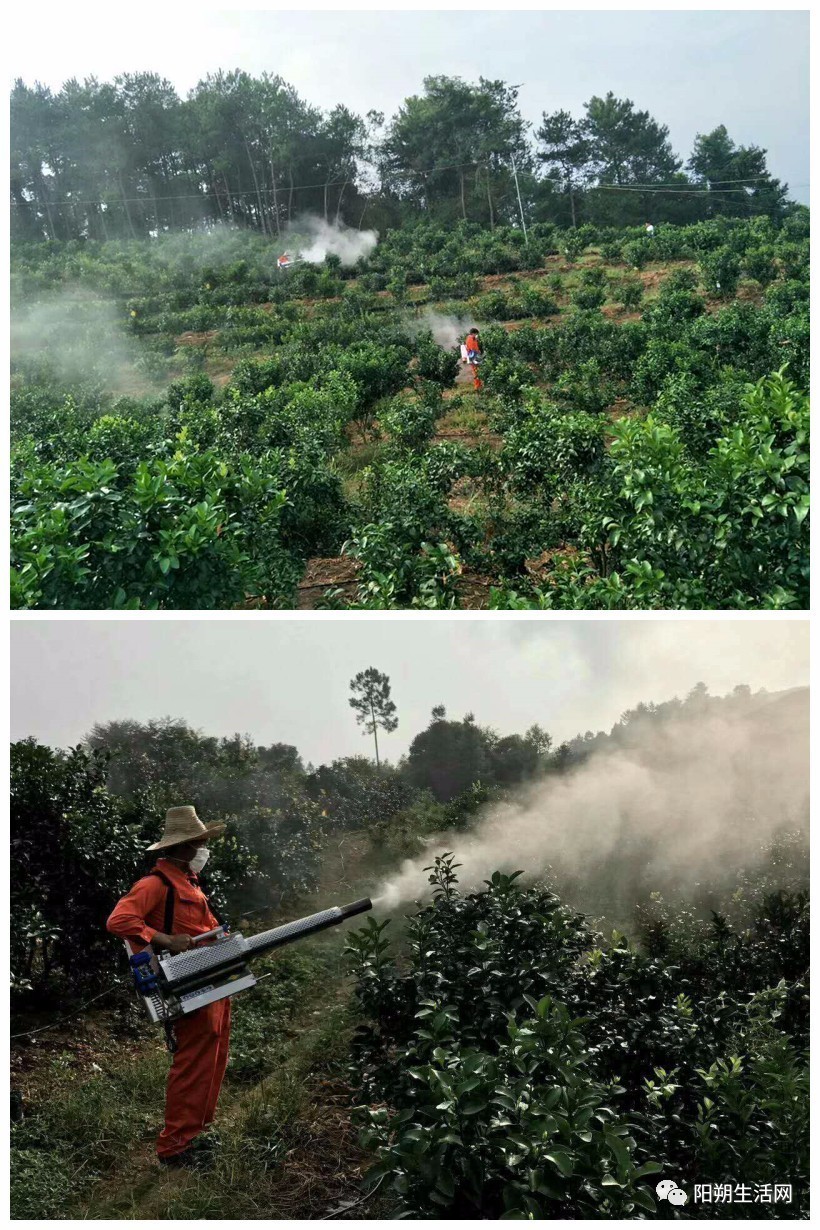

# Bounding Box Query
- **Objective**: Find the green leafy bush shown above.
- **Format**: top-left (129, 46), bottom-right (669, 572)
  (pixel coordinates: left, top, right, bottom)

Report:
top-left (347, 856), bottom-right (808, 1217)
top-left (381, 396), bottom-right (439, 451)
top-left (699, 247), bottom-right (741, 298)
top-left (615, 278), bottom-right (644, 310)
top-left (11, 450), bottom-right (290, 609)
top-left (622, 240), bottom-right (651, 270)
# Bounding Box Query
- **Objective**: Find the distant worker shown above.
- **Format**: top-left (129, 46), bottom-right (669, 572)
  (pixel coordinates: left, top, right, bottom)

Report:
top-left (277, 252), bottom-right (292, 270)
top-left (645, 222), bottom-right (655, 237)
top-left (465, 328), bottom-right (483, 391)
top-left (107, 807), bottom-right (229, 1170)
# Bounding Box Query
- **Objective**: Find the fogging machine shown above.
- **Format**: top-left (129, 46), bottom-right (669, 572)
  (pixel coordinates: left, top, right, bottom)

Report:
top-left (125, 898), bottom-right (372, 1025)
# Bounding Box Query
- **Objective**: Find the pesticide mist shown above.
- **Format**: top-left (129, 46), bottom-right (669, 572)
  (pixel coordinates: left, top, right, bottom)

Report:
top-left (409, 309), bottom-right (475, 349)
top-left (288, 216), bottom-right (378, 266)
top-left (11, 290), bottom-right (148, 392)
top-left (374, 688), bottom-right (809, 921)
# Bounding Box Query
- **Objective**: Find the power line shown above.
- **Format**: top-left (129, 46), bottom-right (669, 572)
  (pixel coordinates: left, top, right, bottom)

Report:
top-left (12, 149), bottom-right (807, 218)
top-left (10, 984), bottom-right (123, 1040)
top-left (595, 183), bottom-right (805, 196)
top-left (550, 174), bottom-right (786, 188)
top-left (15, 158), bottom-right (499, 211)
top-left (23, 173), bottom-right (807, 214)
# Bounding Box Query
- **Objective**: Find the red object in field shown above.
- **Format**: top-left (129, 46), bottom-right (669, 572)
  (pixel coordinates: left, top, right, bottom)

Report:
top-left (157, 997), bottom-right (231, 1157)
top-left (107, 858), bottom-right (232, 1157)
top-left (465, 333), bottom-right (482, 389)
top-left (106, 858), bottom-right (222, 949)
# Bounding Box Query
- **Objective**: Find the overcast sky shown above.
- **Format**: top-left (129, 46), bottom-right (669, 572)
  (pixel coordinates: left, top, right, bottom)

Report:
top-left (10, 619), bottom-right (808, 765)
top-left (8, 8), bottom-right (809, 203)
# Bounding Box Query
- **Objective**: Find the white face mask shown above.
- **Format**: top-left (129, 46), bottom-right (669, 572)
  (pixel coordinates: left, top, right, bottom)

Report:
top-left (189, 847), bottom-right (210, 873)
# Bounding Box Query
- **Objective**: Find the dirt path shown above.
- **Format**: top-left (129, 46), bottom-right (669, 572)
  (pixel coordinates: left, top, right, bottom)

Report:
top-left (81, 978), bottom-right (374, 1221)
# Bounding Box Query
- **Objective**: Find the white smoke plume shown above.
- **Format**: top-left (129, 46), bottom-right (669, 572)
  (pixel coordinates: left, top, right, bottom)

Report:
top-left (289, 216), bottom-right (378, 266)
top-left (373, 688), bottom-right (808, 918)
top-left (409, 309), bottom-right (474, 350)
top-left (11, 288), bottom-right (150, 393)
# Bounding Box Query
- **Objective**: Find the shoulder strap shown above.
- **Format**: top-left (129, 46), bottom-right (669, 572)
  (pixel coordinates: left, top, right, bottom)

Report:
top-left (149, 868), bottom-right (175, 935)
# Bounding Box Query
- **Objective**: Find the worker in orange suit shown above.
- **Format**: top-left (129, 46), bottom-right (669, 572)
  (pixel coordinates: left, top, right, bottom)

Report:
top-left (465, 328), bottom-right (483, 390)
top-left (107, 806), bottom-right (230, 1170)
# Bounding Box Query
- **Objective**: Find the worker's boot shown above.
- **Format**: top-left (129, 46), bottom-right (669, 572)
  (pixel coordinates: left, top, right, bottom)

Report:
top-left (158, 1134), bottom-right (218, 1171)
top-left (158, 1149), bottom-right (204, 1171)
top-left (193, 1128), bottom-right (221, 1155)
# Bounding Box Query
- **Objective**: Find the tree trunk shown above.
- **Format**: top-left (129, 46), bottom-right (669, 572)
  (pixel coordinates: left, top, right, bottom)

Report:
top-left (223, 173), bottom-right (235, 222)
top-left (269, 157), bottom-right (281, 238)
top-left (210, 175), bottom-right (225, 223)
top-left (244, 141), bottom-right (268, 234)
top-left (34, 169), bottom-right (56, 240)
top-left (118, 171), bottom-right (138, 239)
top-left (370, 700), bottom-right (380, 768)
top-left (569, 183), bottom-right (577, 228)
top-left (10, 180), bottom-right (37, 240)
top-left (460, 170), bottom-right (467, 220)
top-left (358, 199), bottom-right (369, 230)
top-left (485, 169), bottom-right (495, 230)
top-left (334, 180), bottom-right (348, 226)
top-left (150, 179), bottom-right (160, 235)
top-left (288, 165), bottom-right (295, 223)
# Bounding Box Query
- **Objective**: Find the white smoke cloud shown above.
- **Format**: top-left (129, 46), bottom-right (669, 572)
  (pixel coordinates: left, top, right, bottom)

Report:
top-left (409, 309), bottom-right (475, 350)
top-left (289, 216), bottom-right (378, 266)
top-left (11, 288), bottom-right (150, 393)
top-left (374, 688), bottom-right (809, 916)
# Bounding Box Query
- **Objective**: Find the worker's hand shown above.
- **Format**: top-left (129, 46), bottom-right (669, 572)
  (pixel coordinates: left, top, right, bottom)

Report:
top-left (152, 932), bottom-right (193, 954)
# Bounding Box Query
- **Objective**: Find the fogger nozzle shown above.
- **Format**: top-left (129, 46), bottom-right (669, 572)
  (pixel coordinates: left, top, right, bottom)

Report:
top-left (240, 897), bottom-right (373, 960)
top-left (340, 897), bottom-right (372, 920)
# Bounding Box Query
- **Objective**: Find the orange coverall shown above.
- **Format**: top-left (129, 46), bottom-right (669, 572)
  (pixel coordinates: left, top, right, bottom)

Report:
top-left (106, 858), bottom-right (231, 1158)
top-left (465, 334), bottom-right (483, 388)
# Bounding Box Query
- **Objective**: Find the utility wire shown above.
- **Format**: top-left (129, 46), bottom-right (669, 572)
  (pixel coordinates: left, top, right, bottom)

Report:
top-left (20, 160), bottom-right (802, 212)
top-left (595, 183), bottom-right (804, 195)
top-left (550, 175), bottom-right (786, 188)
top-left (10, 983), bottom-right (124, 1040)
top-left (16, 159), bottom-right (497, 210)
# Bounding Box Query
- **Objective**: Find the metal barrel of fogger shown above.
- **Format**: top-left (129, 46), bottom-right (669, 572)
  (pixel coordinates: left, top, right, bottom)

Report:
top-left (241, 897), bottom-right (372, 959)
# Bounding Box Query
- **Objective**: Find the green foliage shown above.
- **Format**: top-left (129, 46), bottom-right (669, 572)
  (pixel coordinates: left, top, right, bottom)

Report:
top-left (10, 720), bottom-right (336, 997)
top-left (555, 357), bottom-right (618, 415)
top-left (615, 278), bottom-right (644, 310)
top-left (602, 370), bottom-right (809, 608)
top-left (403, 712), bottom-right (549, 802)
top-left (743, 246), bottom-right (778, 287)
top-left (10, 215), bottom-right (809, 610)
top-left (381, 395), bottom-right (439, 451)
top-left (347, 861), bottom-right (808, 1218)
top-left (343, 523), bottom-right (462, 610)
top-left (622, 240), bottom-right (651, 270)
top-left (699, 247), bottom-right (742, 298)
top-left (503, 395), bottom-right (604, 490)
top-left (11, 450), bottom-right (290, 609)
top-left (10, 740), bottom-right (153, 991)
top-left (571, 285), bottom-right (606, 310)
top-left (412, 336), bottom-right (459, 388)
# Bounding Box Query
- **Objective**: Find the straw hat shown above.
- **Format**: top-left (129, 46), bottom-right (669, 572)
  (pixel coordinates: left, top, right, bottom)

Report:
top-left (147, 806), bottom-right (226, 852)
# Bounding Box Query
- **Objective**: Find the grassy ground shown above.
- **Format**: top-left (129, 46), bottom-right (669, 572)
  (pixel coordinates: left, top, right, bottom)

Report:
top-left (11, 834), bottom-right (396, 1220)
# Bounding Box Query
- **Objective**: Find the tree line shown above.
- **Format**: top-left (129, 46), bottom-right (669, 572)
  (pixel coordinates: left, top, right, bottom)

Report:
top-left (11, 70), bottom-right (792, 243)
